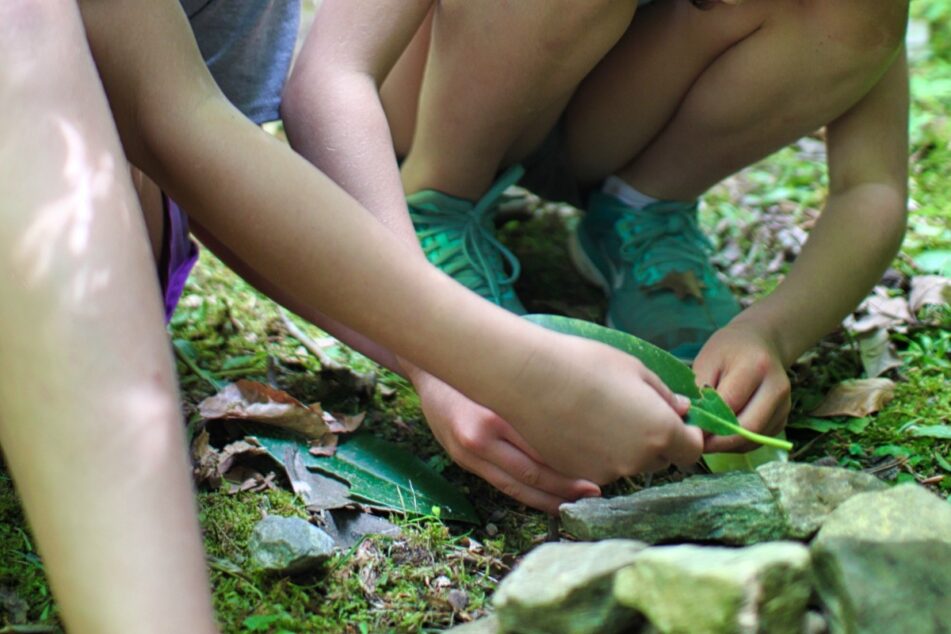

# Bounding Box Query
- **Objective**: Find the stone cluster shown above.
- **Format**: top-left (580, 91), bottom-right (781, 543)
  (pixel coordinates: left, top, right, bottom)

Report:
top-left (447, 463), bottom-right (951, 634)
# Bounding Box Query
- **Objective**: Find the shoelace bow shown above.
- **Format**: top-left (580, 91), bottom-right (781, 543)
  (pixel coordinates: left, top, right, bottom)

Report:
top-left (411, 166), bottom-right (524, 303)
top-left (616, 201), bottom-right (714, 285)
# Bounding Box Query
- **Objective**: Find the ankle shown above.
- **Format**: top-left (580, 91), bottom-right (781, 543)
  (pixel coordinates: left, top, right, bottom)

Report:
top-left (401, 156), bottom-right (492, 201)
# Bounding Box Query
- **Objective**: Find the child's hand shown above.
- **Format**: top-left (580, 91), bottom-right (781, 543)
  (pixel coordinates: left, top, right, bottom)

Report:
top-left (410, 372), bottom-right (601, 514)
top-left (508, 335), bottom-right (704, 484)
top-left (693, 320), bottom-right (791, 453)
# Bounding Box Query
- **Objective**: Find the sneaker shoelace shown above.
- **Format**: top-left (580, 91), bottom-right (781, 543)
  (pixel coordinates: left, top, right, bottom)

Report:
top-left (410, 166), bottom-right (524, 304)
top-left (615, 200), bottom-right (714, 286)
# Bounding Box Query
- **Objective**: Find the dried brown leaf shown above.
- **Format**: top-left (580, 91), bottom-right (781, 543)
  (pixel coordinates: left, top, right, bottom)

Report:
top-left (198, 380), bottom-right (331, 440)
top-left (849, 290), bottom-right (914, 334)
top-left (327, 412), bottom-right (366, 435)
top-left (308, 433), bottom-right (339, 457)
top-left (646, 270), bottom-right (705, 301)
top-left (217, 439), bottom-right (269, 476)
top-left (909, 275), bottom-right (951, 312)
top-left (811, 378), bottom-right (896, 418)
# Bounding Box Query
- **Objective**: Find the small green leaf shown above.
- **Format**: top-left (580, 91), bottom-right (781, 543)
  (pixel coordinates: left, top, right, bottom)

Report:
top-left (934, 452), bottom-right (951, 474)
top-left (687, 388), bottom-right (793, 450)
top-left (254, 431), bottom-right (479, 524)
top-left (525, 315), bottom-right (792, 451)
top-left (909, 424), bottom-right (951, 439)
top-left (243, 614), bottom-right (285, 632)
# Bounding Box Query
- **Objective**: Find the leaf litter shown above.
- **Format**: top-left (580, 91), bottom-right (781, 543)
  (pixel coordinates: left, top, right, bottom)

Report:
top-left (810, 378), bottom-right (897, 418)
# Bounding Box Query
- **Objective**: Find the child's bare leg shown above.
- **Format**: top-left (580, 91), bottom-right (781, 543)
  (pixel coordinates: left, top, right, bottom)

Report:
top-left (0, 3), bottom-right (215, 633)
top-left (77, 0), bottom-right (702, 485)
top-left (566, 0), bottom-right (908, 197)
top-left (396, 0), bottom-right (639, 199)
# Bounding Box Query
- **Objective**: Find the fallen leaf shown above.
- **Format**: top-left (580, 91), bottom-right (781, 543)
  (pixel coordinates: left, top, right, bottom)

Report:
top-left (283, 447), bottom-right (352, 511)
top-left (309, 433), bottom-right (339, 457)
top-left (327, 412), bottom-right (366, 435)
top-left (199, 380), bottom-right (332, 441)
top-left (191, 432), bottom-right (272, 488)
top-left (217, 439), bottom-right (269, 476)
top-left (646, 270), bottom-right (705, 301)
top-left (857, 329), bottom-right (903, 378)
top-left (909, 275), bottom-right (951, 312)
top-left (317, 508), bottom-right (401, 549)
top-left (224, 467), bottom-right (277, 494)
top-left (849, 291), bottom-right (914, 334)
top-left (811, 378), bottom-right (896, 418)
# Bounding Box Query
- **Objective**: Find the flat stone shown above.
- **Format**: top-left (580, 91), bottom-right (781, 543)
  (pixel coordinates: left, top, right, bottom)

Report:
top-left (812, 483), bottom-right (951, 545)
top-left (614, 542), bottom-right (812, 634)
top-left (493, 540), bottom-right (646, 634)
top-left (755, 462), bottom-right (887, 539)
top-left (248, 514), bottom-right (336, 574)
top-left (443, 616), bottom-right (499, 633)
top-left (560, 472), bottom-right (786, 545)
top-left (812, 538), bottom-right (951, 634)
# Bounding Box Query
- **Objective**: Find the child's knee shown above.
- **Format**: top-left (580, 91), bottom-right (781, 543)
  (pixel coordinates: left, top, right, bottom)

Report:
top-left (808, 0), bottom-right (908, 62)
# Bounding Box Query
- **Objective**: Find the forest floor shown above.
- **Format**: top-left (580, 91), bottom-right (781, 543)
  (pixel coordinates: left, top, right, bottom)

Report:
top-left (2, 3), bottom-right (950, 633)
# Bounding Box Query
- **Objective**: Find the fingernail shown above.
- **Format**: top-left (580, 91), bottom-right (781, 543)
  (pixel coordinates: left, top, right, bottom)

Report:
top-left (676, 394), bottom-right (692, 409)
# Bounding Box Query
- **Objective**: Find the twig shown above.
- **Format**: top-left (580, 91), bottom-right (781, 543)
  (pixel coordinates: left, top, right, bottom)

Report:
top-left (279, 309), bottom-right (344, 371)
top-left (789, 434), bottom-right (824, 460)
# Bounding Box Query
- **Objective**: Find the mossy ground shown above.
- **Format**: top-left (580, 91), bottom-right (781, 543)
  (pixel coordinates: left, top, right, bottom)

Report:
top-left (2, 4), bottom-right (950, 632)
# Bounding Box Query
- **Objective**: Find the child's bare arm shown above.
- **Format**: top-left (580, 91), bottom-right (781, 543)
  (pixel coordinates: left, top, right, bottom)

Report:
top-left (696, 49), bottom-right (909, 452)
top-left (0, 3), bottom-right (216, 632)
top-left (79, 0), bottom-right (702, 483)
top-left (282, 1), bottom-right (604, 511)
top-left (282, 0), bottom-right (433, 241)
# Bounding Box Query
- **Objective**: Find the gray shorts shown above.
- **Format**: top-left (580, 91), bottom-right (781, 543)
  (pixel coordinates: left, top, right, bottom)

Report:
top-left (181, 0), bottom-right (300, 124)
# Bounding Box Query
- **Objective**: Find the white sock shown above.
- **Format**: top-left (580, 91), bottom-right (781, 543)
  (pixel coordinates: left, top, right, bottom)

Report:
top-left (602, 176), bottom-right (658, 210)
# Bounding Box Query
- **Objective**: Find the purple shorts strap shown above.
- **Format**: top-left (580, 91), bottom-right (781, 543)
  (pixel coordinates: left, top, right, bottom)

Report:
top-left (160, 195), bottom-right (200, 322)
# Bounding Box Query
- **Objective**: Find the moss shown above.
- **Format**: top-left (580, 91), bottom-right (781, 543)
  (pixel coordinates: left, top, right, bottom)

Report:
top-left (0, 474), bottom-right (57, 628)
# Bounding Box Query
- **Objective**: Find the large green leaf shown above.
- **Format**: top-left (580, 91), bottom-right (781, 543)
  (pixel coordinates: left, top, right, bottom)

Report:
top-left (253, 430), bottom-right (479, 524)
top-left (524, 314), bottom-right (793, 452)
top-left (525, 314), bottom-right (699, 398)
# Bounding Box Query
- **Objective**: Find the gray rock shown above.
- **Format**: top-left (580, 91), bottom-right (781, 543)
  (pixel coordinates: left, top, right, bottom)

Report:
top-left (443, 616), bottom-right (500, 633)
top-left (614, 542), bottom-right (812, 634)
top-left (812, 538), bottom-right (951, 634)
top-left (493, 540), bottom-right (646, 634)
top-left (755, 462), bottom-right (887, 539)
top-left (812, 483), bottom-right (951, 545)
top-left (560, 472), bottom-right (786, 545)
top-left (248, 514), bottom-right (336, 574)
top-left (810, 484), bottom-right (951, 634)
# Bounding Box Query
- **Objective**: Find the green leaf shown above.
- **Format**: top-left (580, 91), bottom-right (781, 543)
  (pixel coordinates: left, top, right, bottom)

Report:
top-left (253, 431), bottom-right (479, 524)
top-left (524, 314), bottom-right (699, 398)
top-left (934, 452), bottom-right (951, 474)
top-left (909, 424), bottom-right (951, 439)
top-left (524, 315), bottom-right (792, 451)
top-left (788, 416), bottom-right (871, 435)
top-left (703, 443), bottom-right (789, 474)
top-left (687, 387), bottom-right (793, 450)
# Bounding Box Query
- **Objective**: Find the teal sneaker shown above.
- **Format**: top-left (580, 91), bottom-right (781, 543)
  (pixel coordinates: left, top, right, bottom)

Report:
top-left (408, 166), bottom-right (527, 314)
top-left (570, 190), bottom-right (741, 360)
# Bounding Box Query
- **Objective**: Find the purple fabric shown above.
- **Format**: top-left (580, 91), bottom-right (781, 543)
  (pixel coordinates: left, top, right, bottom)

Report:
top-left (162, 196), bottom-right (200, 322)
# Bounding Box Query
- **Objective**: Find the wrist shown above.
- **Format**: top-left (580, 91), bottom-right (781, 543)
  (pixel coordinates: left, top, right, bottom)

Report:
top-left (727, 309), bottom-right (798, 367)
